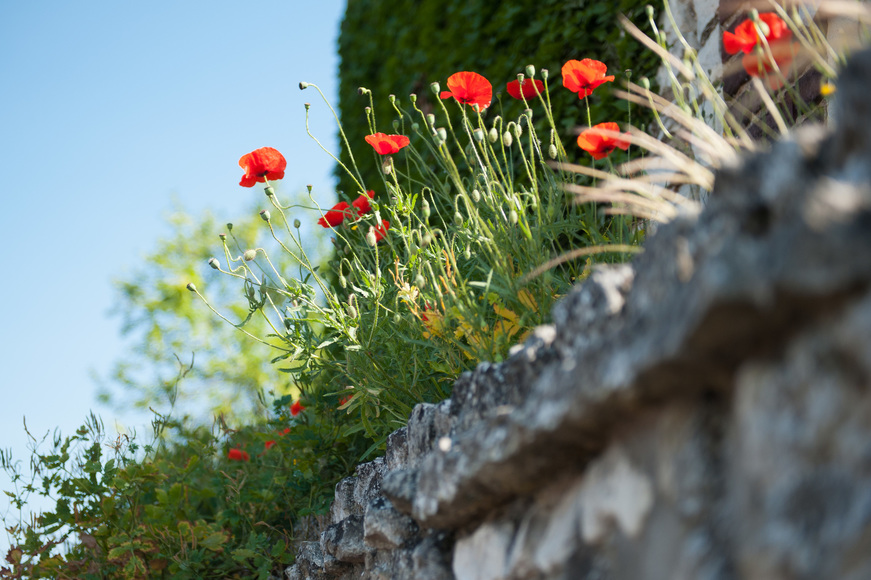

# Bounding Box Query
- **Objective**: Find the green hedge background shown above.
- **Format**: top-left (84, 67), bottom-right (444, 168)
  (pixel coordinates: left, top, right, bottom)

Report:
top-left (335, 0), bottom-right (661, 198)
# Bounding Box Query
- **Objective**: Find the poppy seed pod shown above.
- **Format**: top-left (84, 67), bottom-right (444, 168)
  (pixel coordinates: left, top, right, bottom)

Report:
top-left (264, 186), bottom-right (275, 197)
top-left (430, 81), bottom-right (440, 95)
top-left (226, 223), bottom-right (233, 231)
top-left (541, 68), bottom-right (549, 80)
top-left (388, 94), bottom-right (395, 104)
top-left (409, 93), bottom-right (417, 104)
top-left (411, 122), bottom-right (419, 132)
top-left (208, 258), bottom-right (220, 270)
top-left (525, 64), bottom-right (535, 78)
top-left (293, 219), bottom-right (301, 229)
top-left (218, 233), bottom-right (227, 241)
top-left (503, 131), bottom-right (513, 148)
top-left (186, 282), bottom-right (197, 292)
top-left (260, 210), bottom-right (271, 222)
top-left (516, 73), bottom-right (525, 83)
top-left (304, 103), bottom-right (310, 111)
top-left (299, 82), bottom-right (309, 90)
top-left (392, 119), bottom-right (400, 131)
top-left (426, 114), bottom-right (435, 127)
top-left (415, 274), bottom-right (426, 288)
top-left (437, 127), bottom-right (447, 142)
top-left (243, 249), bottom-right (257, 261)
top-left (358, 86), bottom-right (370, 95)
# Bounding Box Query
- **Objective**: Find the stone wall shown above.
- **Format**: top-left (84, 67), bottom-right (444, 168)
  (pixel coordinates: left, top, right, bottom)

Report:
top-left (285, 42), bottom-right (871, 580)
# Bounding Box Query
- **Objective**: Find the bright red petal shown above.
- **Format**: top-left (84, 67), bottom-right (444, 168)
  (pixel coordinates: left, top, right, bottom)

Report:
top-left (445, 72), bottom-right (492, 109)
top-left (506, 79), bottom-right (543, 100)
top-left (317, 201), bottom-right (351, 228)
top-left (352, 191), bottom-right (375, 216)
top-left (238, 147), bottom-right (287, 187)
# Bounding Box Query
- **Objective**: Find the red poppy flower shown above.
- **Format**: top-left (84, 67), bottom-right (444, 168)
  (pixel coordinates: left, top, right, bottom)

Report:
top-left (439, 72), bottom-right (493, 110)
top-left (352, 191), bottom-right (375, 217)
top-left (723, 13), bottom-right (791, 54)
top-left (317, 201), bottom-right (353, 228)
top-left (279, 427), bottom-right (291, 436)
top-left (227, 448), bottom-right (250, 462)
top-left (338, 394), bottom-right (354, 407)
top-left (506, 78), bottom-right (544, 100)
top-left (365, 133), bottom-right (410, 155)
top-left (238, 147), bottom-right (287, 187)
top-left (370, 220), bottom-right (390, 243)
top-left (577, 122), bottom-right (630, 160)
top-left (290, 400), bottom-right (305, 416)
top-left (562, 59), bottom-right (615, 98)
top-left (264, 440), bottom-right (276, 451)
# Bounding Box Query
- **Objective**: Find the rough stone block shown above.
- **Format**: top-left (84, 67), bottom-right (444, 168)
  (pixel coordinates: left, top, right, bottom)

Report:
top-left (321, 515), bottom-right (370, 564)
top-left (406, 401), bottom-right (454, 466)
top-left (354, 457), bottom-right (386, 509)
top-left (363, 496), bottom-right (419, 550)
top-left (385, 426), bottom-right (409, 471)
top-left (330, 476), bottom-right (359, 523)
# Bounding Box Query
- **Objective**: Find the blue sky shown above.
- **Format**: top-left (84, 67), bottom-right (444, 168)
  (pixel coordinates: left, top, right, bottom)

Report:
top-left (0, 0), bottom-right (345, 551)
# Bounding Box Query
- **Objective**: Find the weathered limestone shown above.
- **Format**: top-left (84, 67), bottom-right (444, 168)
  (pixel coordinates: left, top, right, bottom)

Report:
top-left (287, 48), bottom-right (871, 580)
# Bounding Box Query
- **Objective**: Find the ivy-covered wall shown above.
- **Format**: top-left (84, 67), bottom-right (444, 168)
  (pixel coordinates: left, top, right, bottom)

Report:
top-left (335, 0), bottom-right (661, 198)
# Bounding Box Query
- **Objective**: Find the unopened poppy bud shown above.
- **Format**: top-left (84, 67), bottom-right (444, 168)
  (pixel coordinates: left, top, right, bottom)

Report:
top-left (489, 127), bottom-right (499, 143)
top-left (430, 81), bottom-right (440, 95)
top-left (208, 258), bottom-right (220, 270)
top-left (260, 210), bottom-right (271, 222)
top-left (453, 212), bottom-right (463, 227)
top-left (348, 304), bottom-right (358, 318)
top-left (264, 186), bottom-right (275, 197)
top-left (514, 124), bottom-right (523, 138)
top-left (299, 82), bottom-right (309, 90)
top-left (186, 282), bottom-right (197, 292)
top-left (293, 219), bottom-right (301, 229)
top-left (422, 199), bottom-right (431, 220)
top-left (243, 249), bottom-right (257, 261)
top-left (411, 122), bottom-right (419, 131)
top-left (503, 131), bottom-right (513, 147)
top-left (509, 210), bottom-right (518, 224)
top-left (382, 158), bottom-right (393, 175)
top-left (392, 119), bottom-right (400, 131)
top-left (471, 189), bottom-right (481, 203)
top-left (219, 233), bottom-right (227, 241)
top-left (366, 231), bottom-right (377, 246)
top-left (437, 127), bottom-right (447, 141)
top-left (641, 77), bottom-right (651, 90)
top-left (409, 93), bottom-right (417, 103)
top-left (358, 86), bottom-right (370, 95)
top-left (415, 274), bottom-right (426, 288)
top-left (339, 275), bottom-right (347, 289)
top-left (422, 233), bottom-right (432, 247)
top-left (464, 247), bottom-right (471, 260)
top-left (473, 128), bottom-right (484, 142)
top-left (525, 109), bottom-right (533, 121)
top-left (646, 4), bottom-right (655, 19)
top-left (226, 223), bottom-right (233, 231)
top-left (541, 68), bottom-right (549, 80)
top-left (525, 64), bottom-right (535, 78)
top-left (344, 245), bottom-right (351, 255)
top-left (548, 144), bottom-right (558, 159)
top-left (426, 114), bottom-right (435, 127)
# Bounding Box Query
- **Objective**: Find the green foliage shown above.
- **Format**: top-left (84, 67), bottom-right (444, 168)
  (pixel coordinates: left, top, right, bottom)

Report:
top-left (335, 0), bottom-right (660, 199)
top-left (1, 370), bottom-right (364, 579)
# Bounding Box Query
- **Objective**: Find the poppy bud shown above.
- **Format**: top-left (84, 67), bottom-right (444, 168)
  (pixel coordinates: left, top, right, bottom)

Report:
top-left (339, 275), bottom-right (347, 289)
top-left (348, 305), bottom-right (358, 318)
top-left (453, 212), bottom-right (463, 227)
top-left (382, 158), bottom-right (393, 175)
top-left (430, 81), bottom-right (440, 95)
top-left (437, 127), bottom-right (447, 142)
top-left (260, 210), bottom-right (271, 222)
top-left (641, 77), bottom-right (651, 90)
top-left (366, 231), bottom-right (377, 246)
top-left (489, 127), bottom-right (499, 143)
top-left (227, 223), bottom-right (233, 232)
top-left (293, 219), bottom-right (301, 229)
top-left (358, 86), bottom-right (370, 95)
top-left (264, 186), bottom-right (275, 197)
top-left (513, 124), bottom-right (523, 138)
top-left (541, 68), bottom-right (549, 80)
top-left (503, 131), bottom-right (513, 147)
top-left (426, 114), bottom-right (435, 127)
top-left (645, 4), bottom-right (655, 19)
top-left (243, 249), bottom-right (257, 261)
top-left (344, 245), bottom-right (351, 255)
top-left (422, 233), bottom-right (432, 247)
top-left (409, 93), bottom-right (417, 104)
top-left (186, 282), bottom-right (197, 292)
top-left (473, 128), bottom-right (484, 142)
top-left (548, 144), bottom-right (558, 159)
top-left (525, 64), bottom-right (535, 78)
top-left (392, 119), bottom-right (400, 131)
top-left (524, 109), bottom-right (533, 121)
top-left (471, 189), bottom-right (481, 203)
top-left (219, 233), bottom-right (227, 241)
top-left (411, 122), bottom-right (419, 131)
top-left (422, 199), bottom-right (431, 220)
top-left (415, 274), bottom-right (426, 288)
top-left (208, 258), bottom-right (220, 270)
top-left (299, 82), bottom-right (309, 90)
top-left (509, 210), bottom-right (518, 224)
top-left (464, 247), bottom-right (471, 260)
top-left (393, 313), bottom-right (402, 324)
